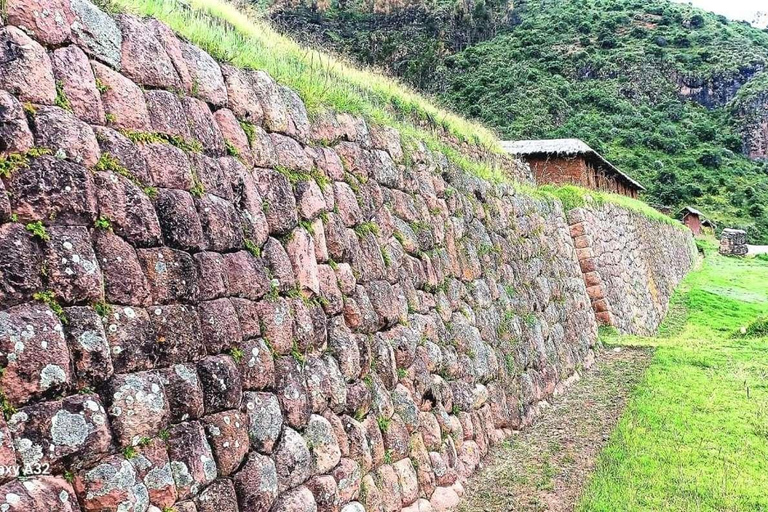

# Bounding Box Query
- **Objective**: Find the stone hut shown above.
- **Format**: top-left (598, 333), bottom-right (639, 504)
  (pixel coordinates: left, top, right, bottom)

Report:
top-left (681, 206), bottom-right (703, 235)
top-left (720, 229), bottom-right (749, 256)
top-left (501, 138), bottom-right (645, 198)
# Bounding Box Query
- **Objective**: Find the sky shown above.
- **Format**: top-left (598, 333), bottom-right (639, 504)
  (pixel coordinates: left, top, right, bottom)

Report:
top-left (672, 0), bottom-right (766, 26)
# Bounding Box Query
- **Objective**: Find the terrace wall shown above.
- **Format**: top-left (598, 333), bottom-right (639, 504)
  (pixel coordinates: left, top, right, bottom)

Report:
top-left (568, 205), bottom-right (698, 336)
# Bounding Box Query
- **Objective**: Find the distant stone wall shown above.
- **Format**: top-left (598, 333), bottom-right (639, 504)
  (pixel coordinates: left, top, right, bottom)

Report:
top-left (0, 1), bottom-right (599, 511)
top-left (567, 204), bottom-right (698, 336)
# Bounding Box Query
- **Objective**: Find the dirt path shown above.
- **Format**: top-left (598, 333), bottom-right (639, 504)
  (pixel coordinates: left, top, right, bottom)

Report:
top-left (459, 347), bottom-right (653, 512)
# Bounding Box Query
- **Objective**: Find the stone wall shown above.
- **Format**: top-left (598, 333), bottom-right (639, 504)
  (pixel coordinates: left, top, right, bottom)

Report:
top-left (567, 204), bottom-right (698, 336)
top-left (0, 1), bottom-right (601, 511)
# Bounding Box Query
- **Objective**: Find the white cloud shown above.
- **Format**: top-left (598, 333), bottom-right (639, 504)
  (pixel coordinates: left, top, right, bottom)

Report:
top-left (672, 0), bottom-right (766, 26)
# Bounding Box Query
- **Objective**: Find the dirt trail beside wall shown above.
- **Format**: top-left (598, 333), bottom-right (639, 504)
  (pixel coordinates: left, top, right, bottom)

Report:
top-left (459, 347), bottom-right (653, 512)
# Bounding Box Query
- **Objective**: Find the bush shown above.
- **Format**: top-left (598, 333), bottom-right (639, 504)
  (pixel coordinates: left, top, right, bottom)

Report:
top-left (738, 316), bottom-right (768, 338)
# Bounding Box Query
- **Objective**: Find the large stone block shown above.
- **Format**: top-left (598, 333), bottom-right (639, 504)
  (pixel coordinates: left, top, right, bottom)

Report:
top-left (243, 391), bottom-right (282, 454)
top-left (5, 0), bottom-right (73, 45)
top-left (196, 193), bottom-right (244, 251)
top-left (0, 26), bottom-right (56, 104)
top-left (74, 455), bottom-right (147, 512)
top-left (252, 71), bottom-right (289, 133)
top-left (43, 226), bottom-right (103, 304)
top-left (70, 0), bottom-right (122, 69)
top-left (154, 188), bottom-right (206, 251)
top-left (274, 426), bottom-right (311, 492)
top-left (304, 414), bottom-right (341, 475)
top-left (146, 18), bottom-right (194, 92)
top-left (118, 13), bottom-right (182, 89)
top-left (195, 478), bottom-right (239, 512)
top-left (94, 171), bottom-right (162, 247)
top-left (0, 90), bottom-right (34, 155)
top-left (51, 45), bottom-right (105, 124)
top-left (8, 393), bottom-right (112, 472)
top-left (93, 230), bottom-right (152, 306)
top-left (0, 303), bottom-right (71, 407)
top-left (92, 61), bottom-right (151, 130)
top-left (221, 65), bottom-right (264, 123)
top-left (139, 142), bottom-right (192, 189)
top-left (238, 337), bottom-right (275, 390)
top-left (233, 451), bottom-right (278, 512)
top-left (130, 438), bottom-right (177, 508)
top-left (0, 476), bottom-right (80, 511)
top-left (64, 306), bottom-right (113, 387)
top-left (137, 247), bottom-right (199, 304)
top-left (223, 250), bottom-right (270, 300)
top-left (201, 410), bottom-right (249, 476)
top-left (255, 168), bottom-right (298, 235)
top-left (275, 356), bottom-right (311, 429)
top-left (180, 42), bottom-right (227, 107)
top-left (0, 224), bottom-right (43, 308)
top-left (272, 485), bottom-right (318, 512)
top-left (145, 89), bottom-right (191, 140)
top-left (160, 363), bottom-right (205, 423)
top-left (197, 355), bottom-right (243, 414)
top-left (198, 298), bottom-right (242, 354)
top-left (92, 126), bottom-right (152, 184)
top-left (102, 305), bottom-right (157, 372)
top-left (184, 96), bottom-right (226, 156)
top-left (271, 133), bottom-right (312, 172)
top-left (7, 156), bottom-right (97, 225)
top-left (286, 227), bottom-right (320, 296)
top-left (149, 304), bottom-right (206, 366)
top-left (107, 371), bottom-right (170, 447)
top-left (166, 421), bottom-right (218, 499)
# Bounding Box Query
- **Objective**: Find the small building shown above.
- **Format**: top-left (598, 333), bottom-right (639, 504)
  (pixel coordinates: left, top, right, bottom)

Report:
top-left (501, 138), bottom-right (645, 199)
top-left (681, 207), bottom-right (703, 235)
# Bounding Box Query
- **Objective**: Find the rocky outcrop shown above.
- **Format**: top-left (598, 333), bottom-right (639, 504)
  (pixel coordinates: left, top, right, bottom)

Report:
top-left (732, 84), bottom-right (768, 160)
top-left (0, 0), bottom-right (695, 510)
top-left (567, 204), bottom-right (697, 336)
top-left (673, 65), bottom-right (765, 110)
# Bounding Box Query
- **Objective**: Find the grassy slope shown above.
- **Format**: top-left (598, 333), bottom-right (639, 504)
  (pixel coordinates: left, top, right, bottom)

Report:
top-left (579, 243), bottom-right (768, 510)
top-left (104, 0), bottom-right (516, 182)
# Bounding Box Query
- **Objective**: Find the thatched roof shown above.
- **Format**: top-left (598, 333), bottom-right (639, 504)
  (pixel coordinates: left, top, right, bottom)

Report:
top-left (500, 138), bottom-right (646, 191)
top-left (681, 206), bottom-right (703, 217)
top-left (501, 138), bottom-right (593, 155)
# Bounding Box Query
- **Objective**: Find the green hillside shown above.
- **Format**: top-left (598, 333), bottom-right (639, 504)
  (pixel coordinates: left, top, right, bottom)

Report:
top-left (268, 0), bottom-right (768, 242)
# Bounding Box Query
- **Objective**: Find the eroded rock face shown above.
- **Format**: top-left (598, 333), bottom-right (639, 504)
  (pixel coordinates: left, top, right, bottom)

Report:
top-left (0, 2), bottom-right (696, 510)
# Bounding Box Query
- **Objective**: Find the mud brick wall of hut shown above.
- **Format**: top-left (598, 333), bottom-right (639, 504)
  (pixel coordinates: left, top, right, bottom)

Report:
top-left (0, 1), bottom-right (693, 511)
top-left (567, 205), bottom-right (698, 336)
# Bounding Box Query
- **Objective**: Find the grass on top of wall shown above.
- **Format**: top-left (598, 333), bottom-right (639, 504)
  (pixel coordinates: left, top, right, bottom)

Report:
top-left (103, 0), bottom-right (511, 182)
top-left (578, 249), bottom-right (768, 510)
top-left (538, 184), bottom-right (688, 231)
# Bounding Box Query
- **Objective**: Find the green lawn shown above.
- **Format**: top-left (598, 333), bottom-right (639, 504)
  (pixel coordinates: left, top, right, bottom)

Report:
top-left (578, 242), bottom-right (768, 511)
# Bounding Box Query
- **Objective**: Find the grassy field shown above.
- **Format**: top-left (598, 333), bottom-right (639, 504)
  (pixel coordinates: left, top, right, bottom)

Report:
top-left (578, 241), bottom-right (768, 511)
